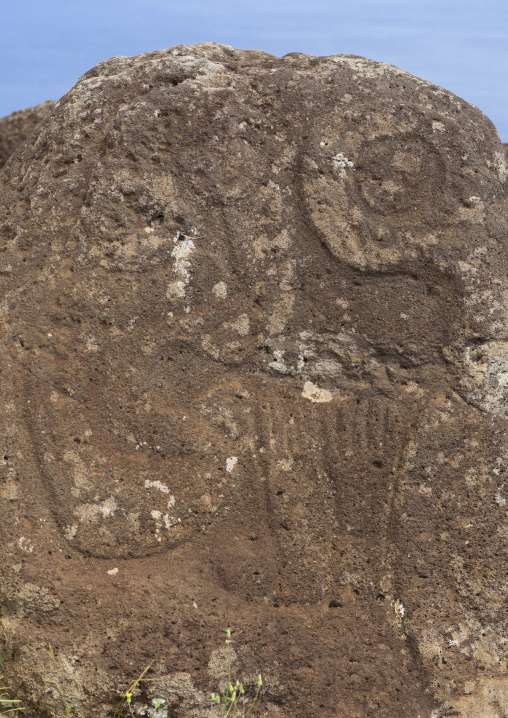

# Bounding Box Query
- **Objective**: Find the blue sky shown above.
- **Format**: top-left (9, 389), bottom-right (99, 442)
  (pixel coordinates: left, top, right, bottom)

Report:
top-left (1, 0), bottom-right (507, 140)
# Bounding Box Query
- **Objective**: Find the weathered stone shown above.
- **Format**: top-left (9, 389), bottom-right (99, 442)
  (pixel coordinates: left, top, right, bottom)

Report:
top-left (1, 43), bottom-right (508, 718)
top-left (0, 101), bottom-right (56, 171)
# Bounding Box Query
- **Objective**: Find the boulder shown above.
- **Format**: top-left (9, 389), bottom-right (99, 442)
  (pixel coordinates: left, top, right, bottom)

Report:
top-left (0, 101), bottom-right (56, 171)
top-left (1, 43), bottom-right (508, 718)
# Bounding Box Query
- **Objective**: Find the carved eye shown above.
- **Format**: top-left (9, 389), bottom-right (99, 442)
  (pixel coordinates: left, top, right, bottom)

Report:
top-left (355, 136), bottom-right (444, 216)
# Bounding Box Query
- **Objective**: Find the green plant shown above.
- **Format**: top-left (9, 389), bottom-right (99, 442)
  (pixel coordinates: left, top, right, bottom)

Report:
top-left (50, 644), bottom-right (155, 718)
top-left (0, 685), bottom-right (24, 714)
top-left (0, 620), bottom-right (24, 713)
top-left (49, 644), bottom-right (78, 716)
top-left (113, 664), bottom-right (152, 718)
top-left (0, 619), bottom-right (4, 670)
top-left (210, 629), bottom-right (262, 718)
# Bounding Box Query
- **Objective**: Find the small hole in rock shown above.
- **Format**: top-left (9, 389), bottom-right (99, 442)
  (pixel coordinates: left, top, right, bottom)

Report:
top-left (151, 213), bottom-right (164, 226)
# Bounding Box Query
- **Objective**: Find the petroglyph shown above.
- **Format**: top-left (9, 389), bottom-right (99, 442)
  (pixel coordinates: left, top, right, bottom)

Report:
top-left (1, 43), bottom-right (507, 718)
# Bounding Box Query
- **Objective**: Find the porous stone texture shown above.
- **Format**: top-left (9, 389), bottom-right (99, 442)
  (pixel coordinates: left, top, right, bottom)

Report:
top-left (0, 101), bottom-right (56, 170)
top-left (1, 43), bottom-right (508, 718)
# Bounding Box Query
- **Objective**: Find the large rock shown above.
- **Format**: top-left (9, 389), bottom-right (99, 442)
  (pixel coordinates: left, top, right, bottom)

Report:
top-left (0, 101), bottom-right (56, 170)
top-left (1, 43), bottom-right (508, 718)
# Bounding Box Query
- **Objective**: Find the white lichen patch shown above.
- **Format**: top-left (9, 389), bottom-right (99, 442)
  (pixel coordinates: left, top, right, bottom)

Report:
top-left (139, 697), bottom-right (168, 718)
top-left (495, 485), bottom-right (506, 507)
top-left (18, 536), bottom-right (34, 553)
top-left (166, 233), bottom-right (196, 300)
top-left (268, 349), bottom-right (289, 374)
top-left (64, 524), bottom-right (78, 540)
top-left (226, 456), bottom-right (238, 473)
top-left (145, 479), bottom-right (170, 493)
top-left (201, 333), bottom-right (220, 360)
top-left (150, 509), bottom-right (181, 536)
top-left (225, 314), bottom-right (250, 336)
top-left (301, 381), bottom-right (333, 403)
top-left (461, 340), bottom-right (508, 417)
top-left (212, 281), bottom-right (227, 298)
top-left (74, 497), bottom-right (118, 523)
top-left (312, 358), bottom-right (343, 379)
top-left (276, 457), bottom-right (294, 471)
top-left (330, 55), bottom-right (428, 85)
top-left (85, 336), bottom-right (100, 352)
top-left (393, 599), bottom-right (405, 624)
top-left (332, 152), bottom-right (354, 169)
top-left (166, 279), bottom-right (186, 300)
top-left (494, 150), bottom-right (508, 183)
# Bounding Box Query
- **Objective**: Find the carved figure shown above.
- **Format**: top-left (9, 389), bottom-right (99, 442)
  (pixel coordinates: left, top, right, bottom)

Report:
top-left (1, 45), bottom-right (507, 718)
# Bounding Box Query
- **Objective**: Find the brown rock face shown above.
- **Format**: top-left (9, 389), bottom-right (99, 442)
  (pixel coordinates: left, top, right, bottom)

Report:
top-left (1, 44), bottom-right (508, 718)
top-left (0, 101), bottom-right (56, 170)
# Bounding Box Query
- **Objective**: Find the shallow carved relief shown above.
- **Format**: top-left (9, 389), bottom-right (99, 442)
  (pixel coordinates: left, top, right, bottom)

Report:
top-left (1, 44), bottom-right (508, 718)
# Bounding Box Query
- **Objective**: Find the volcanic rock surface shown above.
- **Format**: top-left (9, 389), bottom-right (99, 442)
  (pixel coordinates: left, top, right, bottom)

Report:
top-left (1, 44), bottom-right (508, 718)
top-left (0, 100), bottom-right (56, 170)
